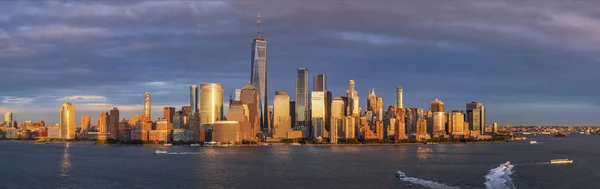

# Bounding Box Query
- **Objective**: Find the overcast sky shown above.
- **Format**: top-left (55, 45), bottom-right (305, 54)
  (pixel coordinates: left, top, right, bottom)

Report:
top-left (1, 1), bottom-right (599, 126)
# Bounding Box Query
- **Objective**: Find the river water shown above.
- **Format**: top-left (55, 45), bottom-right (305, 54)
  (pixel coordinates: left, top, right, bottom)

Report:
top-left (0, 134), bottom-right (596, 189)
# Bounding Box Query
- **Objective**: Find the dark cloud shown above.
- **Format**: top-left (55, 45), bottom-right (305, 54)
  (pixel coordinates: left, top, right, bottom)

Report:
top-left (0, 1), bottom-right (599, 125)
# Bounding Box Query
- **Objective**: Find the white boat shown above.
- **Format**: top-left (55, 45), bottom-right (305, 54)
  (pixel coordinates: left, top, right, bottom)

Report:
top-left (579, 132), bottom-right (585, 135)
top-left (396, 171), bottom-right (406, 178)
top-left (190, 144), bottom-right (202, 147)
top-left (204, 141), bottom-right (219, 147)
top-left (163, 143), bottom-right (172, 146)
top-left (550, 159), bottom-right (573, 164)
top-left (290, 143), bottom-right (301, 146)
top-left (155, 150), bottom-right (168, 154)
top-left (504, 161), bottom-right (511, 169)
top-left (529, 140), bottom-right (537, 144)
top-left (221, 144), bottom-right (232, 147)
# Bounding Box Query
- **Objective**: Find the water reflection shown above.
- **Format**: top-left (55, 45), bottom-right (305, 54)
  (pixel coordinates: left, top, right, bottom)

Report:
top-left (60, 143), bottom-right (71, 177)
top-left (417, 147), bottom-right (432, 160)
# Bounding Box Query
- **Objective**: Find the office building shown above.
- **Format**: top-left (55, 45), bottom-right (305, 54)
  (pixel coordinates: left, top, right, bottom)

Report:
top-left (311, 91), bottom-right (326, 139)
top-left (109, 107), bottom-right (119, 139)
top-left (250, 14), bottom-right (268, 133)
top-left (144, 92), bottom-right (151, 120)
top-left (163, 107), bottom-right (175, 123)
top-left (493, 122), bottom-right (498, 134)
top-left (98, 112), bottom-right (109, 133)
top-left (173, 110), bottom-right (185, 129)
top-left (240, 82), bottom-right (260, 137)
top-left (346, 80), bottom-right (359, 115)
top-left (466, 101), bottom-right (486, 135)
top-left (367, 88), bottom-right (384, 121)
top-left (448, 110), bottom-right (465, 136)
top-left (81, 115), bottom-right (91, 134)
top-left (432, 112), bottom-right (447, 137)
top-left (190, 85), bottom-right (199, 114)
top-left (313, 74), bottom-right (327, 91)
top-left (394, 108), bottom-right (408, 141)
top-left (228, 100), bottom-right (252, 140)
top-left (332, 97), bottom-right (346, 140)
top-left (4, 112), bottom-right (12, 127)
top-left (234, 88), bottom-right (242, 101)
top-left (430, 98), bottom-right (444, 112)
top-left (212, 121), bottom-right (240, 143)
top-left (60, 102), bottom-right (76, 139)
top-left (295, 68), bottom-right (309, 129)
top-left (200, 83), bottom-right (224, 125)
top-left (273, 91), bottom-right (291, 138)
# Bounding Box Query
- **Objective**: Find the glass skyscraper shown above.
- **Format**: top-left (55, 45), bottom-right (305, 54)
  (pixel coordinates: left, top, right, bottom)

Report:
top-left (251, 14), bottom-right (268, 132)
top-left (313, 74), bottom-right (326, 91)
top-left (295, 68), bottom-right (309, 129)
top-left (190, 85), bottom-right (199, 114)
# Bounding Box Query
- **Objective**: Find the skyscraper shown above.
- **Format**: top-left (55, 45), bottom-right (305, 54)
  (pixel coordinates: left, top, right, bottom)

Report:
top-left (200, 83), bottom-right (224, 125)
top-left (311, 91), bottom-right (326, 139)
top-left (81, 115), bottom-right (90, 134)
top-left (313, 74), bottom-right (326, 91)
top-left (331, 96), bottom-right (346, 141)
top-left (109, 107), bottom-right (119, 139)
top-left (163, 107), bottom-right (175, 123)
top-left (396, 86), bottom-right (403, 109)
top-left (432, 112), bottom-right (446, 137)
top-left (466, 101), bottom-right (485, 135)
top-left (430, 98), bottom-right (444, 112)
top-left (4, 112), bottom-right (12, 128)
top-left (448, 110), bottom-right (465, 136)
top-left (98, 112), bottom-right (109, 133)
top-left (60, 102), bottom-right (76, 139)
top-left (346, 80), bottom-right (359, 115)
top-left (144, 92), bottom-right (151, 120)
top-left (273, 91), bottom-right (291, 138)
top-left (190, 85), bottom-right (199, 114)
top-left (250, 14), bottom-right (268, 133)
top-left (295, 68), bottom-right (309, 129)
top-left (240, 82), bottom-right (260, 137)
top-left (367, 88), bottom-right (383, 121)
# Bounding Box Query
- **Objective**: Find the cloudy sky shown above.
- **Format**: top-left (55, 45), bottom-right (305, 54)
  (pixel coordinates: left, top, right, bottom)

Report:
top-left (1, 1), bottom-right (599, 126)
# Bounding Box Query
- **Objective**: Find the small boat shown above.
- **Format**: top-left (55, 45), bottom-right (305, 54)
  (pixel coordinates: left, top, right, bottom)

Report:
top-left (396, 171), bottom-right (406, 178)
top-left (204, 141), bottom-right (218, 147)
top-left (163, 143), bottom-right (172, 146)
top-left (550, 159), bottom-right (573, 164)
top-left (155, 150), bottom-right (168, 154)
top-left (221, 144), bottom-right (232, 147)
top-left (504, 161), bottom-right (511, 169)
top-left (290, 143), bottom-right (301, 146)
top-left (529, 140), bottom-right (537, 144)
top-left (190, 144), bottom-right (202, 147)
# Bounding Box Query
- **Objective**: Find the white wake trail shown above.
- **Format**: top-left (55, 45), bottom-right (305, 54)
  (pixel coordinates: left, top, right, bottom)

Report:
top-left (399, 177), bottom-right (460, 189)
top-left (484, 163), bottom-right (516, 189)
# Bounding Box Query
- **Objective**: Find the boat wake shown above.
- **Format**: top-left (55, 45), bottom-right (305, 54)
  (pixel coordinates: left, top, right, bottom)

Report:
top-left (166, 152), bottom-right (200, 155)
top-left (484, 163), bottom-right (516, 189)
top-left (398, 177), bottom-right (460, 189)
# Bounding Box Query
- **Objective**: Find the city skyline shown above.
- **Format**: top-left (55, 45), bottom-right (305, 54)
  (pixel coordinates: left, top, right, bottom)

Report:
top-left (1, 1), bottom-right (599, 125)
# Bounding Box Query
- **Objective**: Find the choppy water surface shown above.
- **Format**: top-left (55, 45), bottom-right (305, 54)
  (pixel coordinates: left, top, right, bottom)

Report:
top-left (0, 134), bottom-right (597, 189)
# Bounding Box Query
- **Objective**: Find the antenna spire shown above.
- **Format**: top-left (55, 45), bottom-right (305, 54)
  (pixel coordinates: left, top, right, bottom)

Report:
top-left (257, 12), bottom-right (261, 38)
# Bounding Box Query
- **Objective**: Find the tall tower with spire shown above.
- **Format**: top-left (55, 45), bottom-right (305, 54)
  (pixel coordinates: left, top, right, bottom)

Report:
top-left (250, 13), bottom-right (268, 133)
top-left (396, 86), bottom-right (403, 109)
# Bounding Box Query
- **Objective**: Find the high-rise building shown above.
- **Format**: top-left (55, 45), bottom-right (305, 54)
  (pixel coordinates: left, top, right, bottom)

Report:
top-left (240, 82), bottom-right (260, 137)
top-left (448, 110), bottom-right (465, 136)
top-left (346, 80), bottom-right (359, 115)
top-left (426, 109), bottom-right (433, 134)
top-left (430, 98), bottom-right (444, 112)
top-left (493, 122), bottom-right (498, 134)
top-left (228, 101), bottom-right (252, 140)
top-left (190, 85), bottom-right (199, 114)
top-left (396, 86), bottom-right (403, 109)
top-left (81, 115), bottom-right (91, 134)
top-left (163, 107), bottom-right (175, 123)
top-left (332, 97), bottom-right (346, 140)
top-left (173, 110), bottom-right (185, 129)
top-left (109, 107), bottom-right (119, 139)
top-left (234, 88), bottom-right (242, 101)
top-left (200, 83), bottom-right (224, 125)
top-left (4, 112), bottom-right (13, 128)
top-left (273, 91), bottom-right (291, 138)
top-left (394, 108), bottom-right (408, 141)
top-left (466, 102), bottom-right (485, 135)
top-left (367, 88), bottom-right (383, 121)
top-left (313, 74), bottom-right (326, 91)
top-left (98, 112), bottom-right (109, 133)
top-left (295, 68), bottom-right (309, 130)
top-left (144, 92), bottom-right (151, 120)
top-left (250, 14), bottom-right (268, 133)
top-left (60, 102), bottom-right (76, 139)
top-left (289, 101), bottom-right (296, 129)
top-left (311, 91), bottom-right (327, 139)
top-left (432, 112), bottom-right (446, 137)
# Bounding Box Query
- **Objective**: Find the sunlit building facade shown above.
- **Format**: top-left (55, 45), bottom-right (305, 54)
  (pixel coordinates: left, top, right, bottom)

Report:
top-left (430, 98), bottom-right (444, 112)
top-left (250, 14), bottom-right (268, 133)
top-left (295, 68), bottom-right (309, 130)
top-left (144, 92), bottom-right (151, 120)
top-left (190, 85), bottom-right (199, 114)
top-left (466, 101), bottom-right (485, 135)
top-left (200, 83), bottom-right (224, 125)
top-left (448, 110), bottom-right (465, 136)
top-left (60, 102), bottom-right (76, 139)
top-left (273, 91), bottom-right (291, 138)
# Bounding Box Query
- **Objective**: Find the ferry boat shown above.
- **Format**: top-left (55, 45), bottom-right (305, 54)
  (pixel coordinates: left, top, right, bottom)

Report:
top-left (554, 132), bottom-right (568, 137)
top-left (163, 143), bottom-right (172, 146)
top-left (529, 140), bottom-right (537, 144)
top-left (396, 171), bottom-right (406, 178)
top-left (190, 143), bottom-right (202, 147)
top-left (155, 150), bottom-right (168, 154)
top-left (550, 159), bottom-right (573, 164)
top-left (290, 143), bottom-right (301, 146)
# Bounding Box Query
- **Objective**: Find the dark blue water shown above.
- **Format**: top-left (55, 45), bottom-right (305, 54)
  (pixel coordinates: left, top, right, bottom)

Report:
top-left (0, 134), bottom-right (597, 189)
